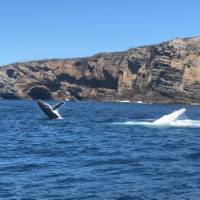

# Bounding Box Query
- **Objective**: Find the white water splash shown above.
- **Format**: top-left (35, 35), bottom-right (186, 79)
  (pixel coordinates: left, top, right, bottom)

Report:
top-left (113, 108), bottom-right (200, 128)
top-left (120, 120), bottom-right (200, 128)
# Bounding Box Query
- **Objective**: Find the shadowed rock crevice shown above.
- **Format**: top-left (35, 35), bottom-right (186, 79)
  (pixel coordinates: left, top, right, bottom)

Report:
top-left (27, 86), bottom-right (51, 100)
top-left (57, 70), bottom-right (118, 90)
top-left (5, 68), bottom-right (17, 79)
top-left (67, 87), bottom-right (82, 100)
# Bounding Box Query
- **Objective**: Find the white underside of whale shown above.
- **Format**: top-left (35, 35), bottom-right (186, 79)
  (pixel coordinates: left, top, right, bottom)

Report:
top-left (153, 108), bottom-right (186, 124)
top-left (53, 109), bottom-right (62, 119)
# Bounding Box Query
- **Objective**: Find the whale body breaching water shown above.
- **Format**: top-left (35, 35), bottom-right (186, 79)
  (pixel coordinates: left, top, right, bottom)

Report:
top-left (113, 108), bottom-right (200, 128)
top-left (37, 100), bottom-right (65, 119)
top-left (153, 108), bottom-right (186, 124)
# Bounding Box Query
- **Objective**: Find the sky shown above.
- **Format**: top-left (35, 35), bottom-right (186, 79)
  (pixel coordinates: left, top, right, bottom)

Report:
top-left (0, 0), bottom-right (200, 65)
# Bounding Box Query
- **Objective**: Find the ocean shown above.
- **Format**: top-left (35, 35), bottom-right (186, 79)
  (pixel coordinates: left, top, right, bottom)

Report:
top-left (0, 100), bottom-right (200, 199)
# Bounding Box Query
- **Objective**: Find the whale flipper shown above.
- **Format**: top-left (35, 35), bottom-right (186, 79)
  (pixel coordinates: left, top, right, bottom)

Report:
top-left (153, 108), bottom-right (186, 124)
top-left (52, 101), bottom-right (65, 110)
top-left (37, 100), bottom-right (64, 119)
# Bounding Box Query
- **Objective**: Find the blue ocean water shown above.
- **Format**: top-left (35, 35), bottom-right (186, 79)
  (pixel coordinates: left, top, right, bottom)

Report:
top-left (0, 100), bottom-right (200, 199)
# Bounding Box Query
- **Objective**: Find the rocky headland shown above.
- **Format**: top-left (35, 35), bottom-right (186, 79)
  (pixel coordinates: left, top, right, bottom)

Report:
top-left (1, 37), bottom-right (200, 104)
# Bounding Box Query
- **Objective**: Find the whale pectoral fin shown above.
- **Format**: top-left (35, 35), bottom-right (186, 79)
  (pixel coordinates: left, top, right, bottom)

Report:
top-left (153, 108), bottom-right (186, 124)
top-left (52, 101), bottom-right (65, 110)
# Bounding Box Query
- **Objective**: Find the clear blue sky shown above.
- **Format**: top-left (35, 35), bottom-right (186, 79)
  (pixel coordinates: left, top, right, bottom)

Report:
top-left (0, 0), bottom-right (199, 65)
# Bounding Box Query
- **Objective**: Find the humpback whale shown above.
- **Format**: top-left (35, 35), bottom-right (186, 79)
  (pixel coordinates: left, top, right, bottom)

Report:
top-left (153, 108), bottom-right (186, 124)
top-left (37, 100), bottom-right (65, 119)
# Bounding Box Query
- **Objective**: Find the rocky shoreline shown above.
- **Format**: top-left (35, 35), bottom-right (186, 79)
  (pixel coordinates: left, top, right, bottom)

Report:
top-left (1, 37), bottom-right (200, 104)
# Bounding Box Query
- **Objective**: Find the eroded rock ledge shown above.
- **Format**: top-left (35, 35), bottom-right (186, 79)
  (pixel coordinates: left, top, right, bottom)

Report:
top-left (1, 37), bottom-right (200, 104)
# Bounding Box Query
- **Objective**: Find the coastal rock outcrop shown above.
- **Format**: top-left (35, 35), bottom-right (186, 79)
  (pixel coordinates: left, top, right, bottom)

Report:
top-left (1, 37), bottom-right (200, 103)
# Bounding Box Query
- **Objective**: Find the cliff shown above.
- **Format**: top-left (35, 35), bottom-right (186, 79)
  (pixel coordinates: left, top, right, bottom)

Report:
top-left (1, 37), bottom-right (200, 103)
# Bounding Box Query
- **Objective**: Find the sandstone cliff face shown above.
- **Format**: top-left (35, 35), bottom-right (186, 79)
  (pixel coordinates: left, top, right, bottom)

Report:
top-left (1, 37), bottom-right (200, 103)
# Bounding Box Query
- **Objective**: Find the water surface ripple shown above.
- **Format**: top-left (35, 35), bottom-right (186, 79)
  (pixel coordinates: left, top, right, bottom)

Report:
top-left (0, 100), bottom-right (200, 199)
